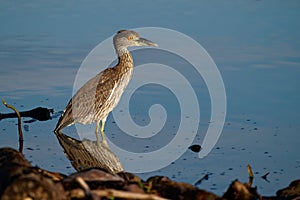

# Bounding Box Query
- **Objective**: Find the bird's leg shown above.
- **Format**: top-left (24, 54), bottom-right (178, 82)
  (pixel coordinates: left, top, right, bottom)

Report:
top-left (95, 119), bottom-right (101, 145)
top-left (100, 118), bottom-right (108, 146)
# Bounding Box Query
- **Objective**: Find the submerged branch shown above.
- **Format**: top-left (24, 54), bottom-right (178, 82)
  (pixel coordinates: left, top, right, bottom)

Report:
top-left (0, 106), bottom-right (53, 122)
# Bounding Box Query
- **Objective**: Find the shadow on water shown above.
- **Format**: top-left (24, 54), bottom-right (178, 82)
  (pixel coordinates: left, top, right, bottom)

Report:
top-left (0, 107), bottom-right (54, 123)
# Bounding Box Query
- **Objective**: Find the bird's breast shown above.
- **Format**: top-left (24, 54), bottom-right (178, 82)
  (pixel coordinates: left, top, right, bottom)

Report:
top-left (98, 67), bottom-right (133, 117)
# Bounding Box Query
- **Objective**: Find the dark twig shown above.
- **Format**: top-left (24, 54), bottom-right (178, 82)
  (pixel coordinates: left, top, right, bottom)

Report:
top-left (2, 98), bottom-right (24, 153)
top-left (194, 173), bottom-right (210, 186)
top-left (75, 177), bottom-right (95, 199)
top-left (261, 172), bottom-right (270, 182)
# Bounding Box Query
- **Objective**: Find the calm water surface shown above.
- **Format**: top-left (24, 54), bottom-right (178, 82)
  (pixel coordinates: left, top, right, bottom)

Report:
top-left (1, 1), bottom-right (300, 196)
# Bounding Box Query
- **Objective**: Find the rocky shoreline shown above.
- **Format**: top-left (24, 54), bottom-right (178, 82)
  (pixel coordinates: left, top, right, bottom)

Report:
top-left (0, 147), bottom-right (299, 200)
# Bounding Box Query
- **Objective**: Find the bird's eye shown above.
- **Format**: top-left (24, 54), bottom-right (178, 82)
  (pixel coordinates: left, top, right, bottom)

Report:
top-left (128, 36), bottom-right (133, 40)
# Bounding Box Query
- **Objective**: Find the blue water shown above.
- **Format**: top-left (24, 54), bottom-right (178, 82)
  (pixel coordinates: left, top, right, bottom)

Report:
top-left (1, 1), bottom-right (300, 196)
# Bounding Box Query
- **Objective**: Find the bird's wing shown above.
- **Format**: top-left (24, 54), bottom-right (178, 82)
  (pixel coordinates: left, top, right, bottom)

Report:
top-left (55, 67), bottom-right (118, 131)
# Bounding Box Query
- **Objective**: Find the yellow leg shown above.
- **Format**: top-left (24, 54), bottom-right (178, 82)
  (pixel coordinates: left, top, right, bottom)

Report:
top-left (100, 118), bottom-right (105, 132)
top-left (100, 117), bottom-right (108, 146)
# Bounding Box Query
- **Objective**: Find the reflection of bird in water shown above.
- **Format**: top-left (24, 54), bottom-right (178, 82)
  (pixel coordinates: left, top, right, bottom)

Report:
top-left (54, 30), bottom-right (157, 145)
top-left (55, 131), bottom-right (124, 173)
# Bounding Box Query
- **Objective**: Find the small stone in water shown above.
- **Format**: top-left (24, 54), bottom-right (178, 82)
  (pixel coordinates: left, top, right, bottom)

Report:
top-left (189, 144), bottom-right (202, 153)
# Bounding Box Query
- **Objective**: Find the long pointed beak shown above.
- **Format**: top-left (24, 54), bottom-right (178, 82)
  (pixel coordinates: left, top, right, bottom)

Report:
top-left (136, 37), bottom-right (158, 47)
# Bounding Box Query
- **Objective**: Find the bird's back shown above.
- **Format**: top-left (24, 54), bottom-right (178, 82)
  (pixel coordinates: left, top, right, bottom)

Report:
top-left (55, 64), bottom-right (133, 132)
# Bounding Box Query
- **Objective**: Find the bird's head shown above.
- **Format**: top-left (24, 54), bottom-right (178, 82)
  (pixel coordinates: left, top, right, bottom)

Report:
top-left (113, 30), bottom-right (157, 55)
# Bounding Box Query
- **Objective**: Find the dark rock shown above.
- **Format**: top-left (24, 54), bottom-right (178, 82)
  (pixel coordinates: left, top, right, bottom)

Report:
top-left (147, 176), bottom-right (223, 200)
top-left (189, 144), bottom-right (202, 153)
top-left (276, 179), bottom-right (300, 199)
top-left (223, 179), bottom-right (259, 200)
top-left (63, 168), bottom-right (125, 191)
top-left (0, 148), bottom-right (65, 200)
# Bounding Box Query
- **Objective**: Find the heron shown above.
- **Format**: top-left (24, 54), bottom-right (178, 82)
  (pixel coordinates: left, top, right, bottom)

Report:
top-left (54, 30), bottom-right (157, 145)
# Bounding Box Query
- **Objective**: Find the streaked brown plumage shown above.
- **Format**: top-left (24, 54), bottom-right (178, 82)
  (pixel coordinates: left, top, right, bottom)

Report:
top-left (54, 30), bottom-right (157, 145)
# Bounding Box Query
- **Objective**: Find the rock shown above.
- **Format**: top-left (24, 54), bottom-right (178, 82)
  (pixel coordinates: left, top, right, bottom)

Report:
top-left (276, 179), bottom-right (300, 200)
top-left (0, 148), bottom-right (65, 200)
top-left (147, 176), bottom-right (223, 200)
top-left (189, 144), bottom-right (202, 153)
top-left (63, 168), bottom-right (125, 191)
top-left (2, 147), bottom-right (300, 200)
top-left (223, 179), bottom-right (259, 200)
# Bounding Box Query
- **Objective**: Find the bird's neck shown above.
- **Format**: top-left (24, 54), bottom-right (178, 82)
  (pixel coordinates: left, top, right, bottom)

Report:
top-left (117, 48), bottom-right (133, 68)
